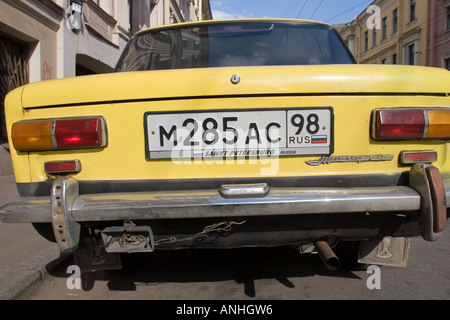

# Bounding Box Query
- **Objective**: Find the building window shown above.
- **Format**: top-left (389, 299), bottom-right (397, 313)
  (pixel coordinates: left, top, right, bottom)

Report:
top-left (381, 58), bottom-right (387, 64)
top-left (408, 43), bottom-right (415, 65)
top-left (410, 0), bottom-right (416, 22)
top-left (393, 9), bottom-right (398, 34)
top-left (446, 58), bottom-right (450, 70)
top-left (364, 31), bottom-right (368, 51)
top-left (372, 28), bottom-right (377, 47)
top-left (447, 7), bottom-right (450, 30)
top-left (382, 17), bottom-right (387, 40)
top-left (392, 53), bottom-right (397, 65)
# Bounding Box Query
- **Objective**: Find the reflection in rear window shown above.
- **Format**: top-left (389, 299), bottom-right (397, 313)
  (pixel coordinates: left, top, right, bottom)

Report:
top-left (115, 22), bottom-right (355, 72)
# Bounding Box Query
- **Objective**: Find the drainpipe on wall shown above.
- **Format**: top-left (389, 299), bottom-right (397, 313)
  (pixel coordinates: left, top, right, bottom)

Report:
top-left (429, 0), bottom-right (436, 67)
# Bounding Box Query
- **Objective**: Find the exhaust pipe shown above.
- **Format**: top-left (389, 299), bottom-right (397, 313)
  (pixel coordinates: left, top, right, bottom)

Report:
top-left (314, 240), bottom-right (341, 271)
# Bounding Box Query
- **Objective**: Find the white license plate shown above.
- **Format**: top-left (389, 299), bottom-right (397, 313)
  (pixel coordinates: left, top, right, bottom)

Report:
top-left (145, 108), bottom-right (333, 159)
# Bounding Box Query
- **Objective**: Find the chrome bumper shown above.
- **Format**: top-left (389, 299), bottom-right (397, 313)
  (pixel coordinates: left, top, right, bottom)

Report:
top-left (0, 186), bottom-right (424, 221)
top-left (1, 164), bottom-right (448, 253)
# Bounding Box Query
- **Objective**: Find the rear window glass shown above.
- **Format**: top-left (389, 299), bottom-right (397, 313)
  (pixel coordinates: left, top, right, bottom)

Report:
top-left (116, 22), bottom-right (355, 72)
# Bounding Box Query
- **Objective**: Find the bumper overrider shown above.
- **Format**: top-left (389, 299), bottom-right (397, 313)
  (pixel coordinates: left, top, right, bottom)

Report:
top-left (0, 164), bottom-right (448, 254)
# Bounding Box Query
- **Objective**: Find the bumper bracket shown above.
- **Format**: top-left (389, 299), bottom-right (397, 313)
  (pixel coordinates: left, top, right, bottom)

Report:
top-left (51, 177), bottom-right (80, 254)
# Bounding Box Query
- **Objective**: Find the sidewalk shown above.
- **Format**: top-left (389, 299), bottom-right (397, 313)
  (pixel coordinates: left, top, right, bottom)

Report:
top-left (0, 145), bottom-right (68, 299)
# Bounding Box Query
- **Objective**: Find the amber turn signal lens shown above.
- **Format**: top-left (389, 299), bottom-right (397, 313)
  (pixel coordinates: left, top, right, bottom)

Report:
top-left (425, 110), bottom-right (450, 138)
top-left (11, 121), bottom-right (54, 150)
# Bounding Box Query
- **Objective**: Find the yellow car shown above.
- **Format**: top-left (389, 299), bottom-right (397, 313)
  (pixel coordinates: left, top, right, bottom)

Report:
top-left (1, 19), bottom-right (450, 271)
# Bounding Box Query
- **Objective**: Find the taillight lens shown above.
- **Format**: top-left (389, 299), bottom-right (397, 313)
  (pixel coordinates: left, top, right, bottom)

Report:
top-left (45, 160), bottom-right (81, 174)
top-left (12, 121), bottom-right (54, 150)
top-left (373, 108), bottom-right (450, 140)
top-left (12, 117), bottom-right (106, 151)
top-left (425, 110), bottom-right (450, 138)
top-left (400, 151), bottom-right (438, 165)
top-left (54, 118), bottom-right (103, 148)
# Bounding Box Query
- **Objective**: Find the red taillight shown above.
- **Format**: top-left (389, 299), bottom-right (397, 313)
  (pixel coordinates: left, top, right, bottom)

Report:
top-left (55, 118), bottom-right (104, 148)
top-left (373, 108), bottom-right (450, 140)
top-left (12, 117), bottom-right (106, 151)
top-left (374, 109), bottom-right (425, 139)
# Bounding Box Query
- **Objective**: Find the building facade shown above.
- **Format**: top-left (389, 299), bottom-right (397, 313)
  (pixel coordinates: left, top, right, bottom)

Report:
top-left (150, 0), bottom-right (213, 27)
top-left (338, 0), bottom-right (431, 66)
top-left (429, 0), bottom-right (450, 69)
top-left (0, 0), bottom-right (212, 143)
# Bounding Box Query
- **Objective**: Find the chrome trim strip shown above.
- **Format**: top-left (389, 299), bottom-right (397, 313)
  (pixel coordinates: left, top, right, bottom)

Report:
top-left (423, 110), bottom-right (430, 139)
top-left (219, 183), bottom-right (270, 199)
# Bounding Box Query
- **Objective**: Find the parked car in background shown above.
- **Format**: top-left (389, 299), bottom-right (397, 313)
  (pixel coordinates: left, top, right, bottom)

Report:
top-left (1, 19), bottom-right (449, 271)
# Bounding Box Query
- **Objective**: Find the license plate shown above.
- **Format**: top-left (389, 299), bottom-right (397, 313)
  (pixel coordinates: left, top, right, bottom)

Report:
top-left (145, 108), bottom-right (333, 159)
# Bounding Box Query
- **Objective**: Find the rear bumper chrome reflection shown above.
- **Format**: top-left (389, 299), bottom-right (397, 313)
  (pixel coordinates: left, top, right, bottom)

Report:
top-left (1, 165), bottom-right (448, 253)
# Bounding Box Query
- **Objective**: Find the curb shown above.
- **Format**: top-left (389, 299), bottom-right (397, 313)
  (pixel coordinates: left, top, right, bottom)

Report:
top-left (0, 143), bottom-right (70, 299)
top-left (0, 246), bottom-right (71, 300)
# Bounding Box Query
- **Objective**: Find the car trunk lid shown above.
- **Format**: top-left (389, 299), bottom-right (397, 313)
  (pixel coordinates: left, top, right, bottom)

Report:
top-left (20, 65), bottom-right (450, 109)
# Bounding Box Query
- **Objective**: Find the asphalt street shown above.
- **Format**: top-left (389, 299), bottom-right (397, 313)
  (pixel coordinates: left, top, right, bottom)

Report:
top-left (1, 144), bottom-right (449, 300)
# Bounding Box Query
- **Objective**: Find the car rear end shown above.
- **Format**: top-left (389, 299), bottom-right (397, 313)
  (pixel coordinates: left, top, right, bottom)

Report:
top-left (1, 19), bottom-right (449, 270)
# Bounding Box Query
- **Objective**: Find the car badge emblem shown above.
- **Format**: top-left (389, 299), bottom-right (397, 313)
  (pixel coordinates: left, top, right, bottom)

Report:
top-left (306, 155), bottom-right (394, 166)
top-left (231, 74), bottom-right (240, 84)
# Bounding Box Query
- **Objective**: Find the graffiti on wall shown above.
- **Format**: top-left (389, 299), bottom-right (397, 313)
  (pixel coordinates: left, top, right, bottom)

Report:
top-left (42, 61), bottom-right (53, 80)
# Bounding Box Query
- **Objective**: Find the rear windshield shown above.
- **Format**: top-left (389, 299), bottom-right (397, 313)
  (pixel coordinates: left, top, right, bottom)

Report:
top-left (115, 22), bottom-right (355, 72)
